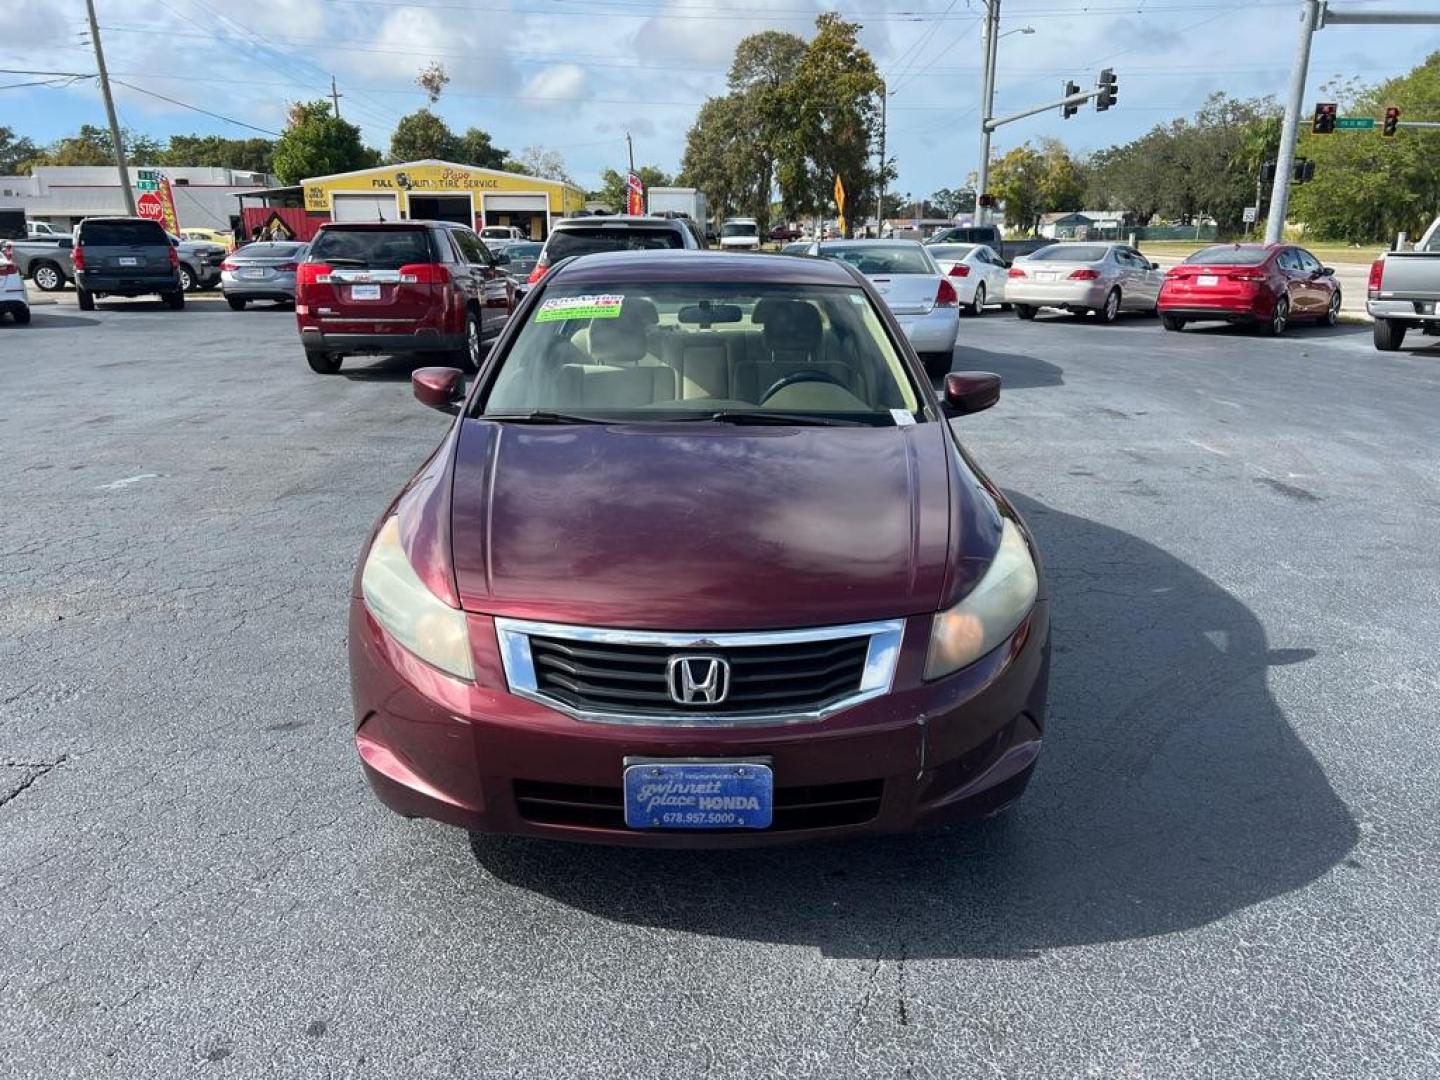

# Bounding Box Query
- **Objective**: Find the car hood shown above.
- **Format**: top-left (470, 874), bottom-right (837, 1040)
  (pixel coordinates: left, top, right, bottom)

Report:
top-left (448, 418), bottom-right (963, 630)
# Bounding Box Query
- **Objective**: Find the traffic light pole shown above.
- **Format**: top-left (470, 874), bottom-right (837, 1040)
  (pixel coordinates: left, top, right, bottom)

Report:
top-left (985, 87), bottom-right (1100, 131)
top-left (975, 0), bottom-right (1000, 225)
top-left (1265, 1), bottom-right (1440, 244)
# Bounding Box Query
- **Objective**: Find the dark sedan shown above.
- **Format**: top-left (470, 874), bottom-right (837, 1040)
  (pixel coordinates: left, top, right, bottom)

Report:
top-left (349, 251), bottom-right (1049, 846)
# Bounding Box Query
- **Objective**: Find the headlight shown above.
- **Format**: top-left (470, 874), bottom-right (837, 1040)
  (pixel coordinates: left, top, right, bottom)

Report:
top-left (924, 517), bottom-right (1038, 681)
top-left (361, 517), bottom-right (474, 680)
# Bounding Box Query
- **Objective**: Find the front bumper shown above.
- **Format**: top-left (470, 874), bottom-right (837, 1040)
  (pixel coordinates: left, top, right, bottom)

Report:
top-left (892, 307), bottom-right (960, 353)
top-left (1007, 280), bottom-right (1110, 310)
top-left (299, 326), bottom-right (463, 355)
top-left (348, 601), bottom-right (1050, 847)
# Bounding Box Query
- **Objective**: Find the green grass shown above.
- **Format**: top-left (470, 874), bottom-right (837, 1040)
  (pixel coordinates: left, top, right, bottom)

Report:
top-left (1136, 239), bottom-right (1388, 264)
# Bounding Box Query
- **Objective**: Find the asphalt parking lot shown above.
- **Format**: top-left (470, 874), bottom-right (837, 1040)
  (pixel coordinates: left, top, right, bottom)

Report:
top-left (3, 296), bottom-right (1439, 1079)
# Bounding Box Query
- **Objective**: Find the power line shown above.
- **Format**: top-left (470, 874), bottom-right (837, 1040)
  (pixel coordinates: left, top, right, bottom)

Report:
top-left (109, 79), bottom-right (282, 135)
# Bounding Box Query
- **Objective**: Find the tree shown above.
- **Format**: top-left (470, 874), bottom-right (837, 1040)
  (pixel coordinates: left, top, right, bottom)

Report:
top-left (416, 61), bottom-right (450, 105)
top-left (930, 187), bottom-right (972, 219)
top-left (272, 100), bottom-right (379, 185)
top-left (988, 144), bottom-right (1046, 232)
top-left (1289, 52), bottom-right (1440, 243)
top-left (161, 134), bottom-right (274, 173)
top-left (592, 165), bottom-right (673, 210)
top-left (389, 109), bottom-right (459, 163)
top-left (1036, 138), bottom-right (1086, 217)
top-left (455, 127), bottom-right (506, 170)
top-left (727, 30), bottom-right (807, 230)
top-left (680, 94), bottom-right (769, 221)
top-left (0, 127), bottom-right (42, 174)
top-left (504, 146), bottom-right (572, 183)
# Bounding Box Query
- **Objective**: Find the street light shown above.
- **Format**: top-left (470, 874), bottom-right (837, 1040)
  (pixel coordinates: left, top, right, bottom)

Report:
top-left (1001, 26), bottom-right (1036, 38)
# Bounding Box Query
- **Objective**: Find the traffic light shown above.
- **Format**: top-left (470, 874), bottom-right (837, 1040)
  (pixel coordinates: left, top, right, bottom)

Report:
top-left (1259, 161), bottom-right (1277, 185)
top-left (1382, 106), bottom-right (1401, 138)
top-left (1096, 68), bottom-right (1118, 112)
top-left (1293, 158), bottom-right (1316, 183)
top-left (1062, 81), bottom-right (1080, 120)
top-left (978, 193), bottom-right (996, 209)
top-left (1312, 102), bottom-right (1337, 134)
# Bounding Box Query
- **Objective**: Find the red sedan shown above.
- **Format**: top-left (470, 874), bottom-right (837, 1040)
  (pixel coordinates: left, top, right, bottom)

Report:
top-left (349, 251), bottom-right (1049, 847)
top-left (1159, 243), bottom-right (1342, 335)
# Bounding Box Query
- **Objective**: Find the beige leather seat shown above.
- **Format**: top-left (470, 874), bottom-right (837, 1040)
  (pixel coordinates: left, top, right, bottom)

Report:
top-left (734, 299), bottom-right (865, 403)
top-left (557, 303), bottom-right (677, 406)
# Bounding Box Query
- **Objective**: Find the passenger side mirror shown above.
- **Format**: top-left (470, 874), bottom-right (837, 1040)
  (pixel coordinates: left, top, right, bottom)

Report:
top-left (1150, 261), bottom-right (1162, 270)
top-left (941, 371), bottom-right (1001, 416)
top-left (58, 237), bottom-right (73, 250)
top-left (493, 251), bottom-right (510, 266)
top-left (1319, 266), bottom-right (1334, 277)
top-left (170, 237), bottom-right (181, 247)
top-left (412, 367), bottom-right (465, 412)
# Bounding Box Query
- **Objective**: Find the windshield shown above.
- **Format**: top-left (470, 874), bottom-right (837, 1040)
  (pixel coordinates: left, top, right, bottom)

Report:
top-left (1028, 245), bottom-right (1110, 263)
top-left (479, 282), bottom-right (921, 425)
top-left (309, 227), bottom-right (432, 269)
top-left (722, 222), bottom-right (759, 238)
top-left (546, 227), bottom-right (685, 261)
top-left (819, 243), bottom-right (935, 275)
top-left (1184, 246), bottom-right (1273, 266)
top-left (506, 242), bottom-right (543, 258)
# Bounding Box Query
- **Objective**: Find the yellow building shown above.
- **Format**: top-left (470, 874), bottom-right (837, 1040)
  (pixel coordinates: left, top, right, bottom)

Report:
top-left (299, 159), bottom-right (587, 240)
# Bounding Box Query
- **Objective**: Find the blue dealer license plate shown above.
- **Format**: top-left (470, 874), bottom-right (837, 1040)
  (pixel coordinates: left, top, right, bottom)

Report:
top-left (623, 761), bottom-right (773, 830)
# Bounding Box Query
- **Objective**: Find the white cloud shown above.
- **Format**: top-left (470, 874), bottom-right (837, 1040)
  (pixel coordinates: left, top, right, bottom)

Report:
top-left (521, 64), bottom-right (588, 105)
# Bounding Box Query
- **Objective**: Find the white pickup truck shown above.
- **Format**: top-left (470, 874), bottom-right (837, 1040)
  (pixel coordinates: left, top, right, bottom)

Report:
top-left (1368, 215), bottom-right (1440, 351)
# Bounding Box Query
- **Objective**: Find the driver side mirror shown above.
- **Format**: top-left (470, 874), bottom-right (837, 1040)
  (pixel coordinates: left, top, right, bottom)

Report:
top-left (941, 371), bottom-right (1001, 417)
top-left (412, 367), bottom-right (465, 412)
top-left (1150, 261), bottom-right (1162, 270)
top-left (1319, 266), bottom-right (1334, 277)
top-left (493, 251), bottom-right (510, 266)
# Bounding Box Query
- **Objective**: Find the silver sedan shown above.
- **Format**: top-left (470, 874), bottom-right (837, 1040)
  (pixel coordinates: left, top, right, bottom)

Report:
top-left (220, 241), bottom-right (310, 310)
top-left (1006, 242), bottom-right (1164, 323)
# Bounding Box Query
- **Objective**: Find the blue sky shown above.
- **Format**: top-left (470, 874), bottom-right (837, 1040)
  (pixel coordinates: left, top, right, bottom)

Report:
top-left (4, 0), bottom-right (1435, 196)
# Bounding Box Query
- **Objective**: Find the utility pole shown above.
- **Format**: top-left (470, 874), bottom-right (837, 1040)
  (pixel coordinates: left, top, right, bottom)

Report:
top-left (84, 0), bottom-right (135, 216)
top-left (1265, 1), bottom-right (1440, 244)
top-left (626, 132), bottom-right (635, 174)
top-left (877, 80), bottom-right (887, 237)
top-left (976, 0), bottom-right (1000, 225)
top-left (330, 75), bottom-right (343, 118)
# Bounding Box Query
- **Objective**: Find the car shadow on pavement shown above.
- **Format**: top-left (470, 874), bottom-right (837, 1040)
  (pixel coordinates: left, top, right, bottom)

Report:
top-left (9, 311), bottom-right (101, 330)
top-left (1178, 322), bottom-right (1369, 342)
top-left (340, 354), bottom-right (452, 382)
top-left (469, 493), bottom-right (1358, 959)
top-left (956, 347), bottom-right (1064, 389)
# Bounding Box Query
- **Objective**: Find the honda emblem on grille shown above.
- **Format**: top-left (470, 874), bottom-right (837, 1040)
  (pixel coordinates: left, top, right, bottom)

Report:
top-left (666, 655), bottom-right (730, 705)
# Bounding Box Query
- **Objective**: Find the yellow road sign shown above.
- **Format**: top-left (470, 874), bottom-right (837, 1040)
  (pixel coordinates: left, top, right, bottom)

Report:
top-left (833, 175), bottom-right (846, 215)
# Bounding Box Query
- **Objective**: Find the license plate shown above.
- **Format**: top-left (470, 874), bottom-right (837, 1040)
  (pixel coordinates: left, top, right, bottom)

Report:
top-left (623, 760), bottom-right (773, 830)
top-left (118, 257), bottom-right (138, 267)
top-left (1198, 274), bottom-right (1219, 286)
top-left (1035, 271), bottom-right (1057, 281)
top-left (241, 268), bottom-right (267, 279)
top-left (350, 284), bottom-right (381, 301)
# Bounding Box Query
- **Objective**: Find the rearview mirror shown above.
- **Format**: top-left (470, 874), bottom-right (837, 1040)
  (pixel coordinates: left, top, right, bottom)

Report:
top-left (412, 367), bottom-right (465, 412)
top-left (58, 237), bottom-right (73, 250)
top-left (678, 303), bottom-right (743, 325)
top-left (941, 371), bottom-right (1001, 416)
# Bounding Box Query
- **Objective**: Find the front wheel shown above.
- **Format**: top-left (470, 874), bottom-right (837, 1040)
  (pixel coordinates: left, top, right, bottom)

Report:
top-left (306, 349), bottom-right (343, 374)
top-left (966, 283), bottom-right (986, 317)
top-left (226, 296), bottom-right (247, 311)
top-left (451, 310), bottom-right (482, 373)
top-left (1014, 304), bottom-right (1036, 321)
top-left (77, 288), bottom-right (95, 311)
top-left (1161, 313), bottom-right (1186, 332)
top-left (920, 351), bottom-right (952, 380)
top-left (1323, 290), bottom-right (1341, 327)
top-left (32, 262), bottom-right (66, 292)
top-left (178, 265), bottom-right (195, 292)
top-left (1096, 288), bottom-right (1121, 324)
top-left (1373, 318), bottom-right (1407, 352)
top-left (164, 290), bottom-right (185, 311)
top-left (1262, 296), bottom-right (1288, 337)
top-left (11, 306), bottom-right (31, 325)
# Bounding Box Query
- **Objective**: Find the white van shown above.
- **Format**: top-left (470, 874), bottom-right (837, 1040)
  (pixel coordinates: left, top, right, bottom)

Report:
top-left (719, 217), bottom-right (761, 251)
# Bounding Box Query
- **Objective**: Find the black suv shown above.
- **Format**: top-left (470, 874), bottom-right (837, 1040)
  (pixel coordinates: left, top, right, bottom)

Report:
top-left (67, 217), bottom-right (184, 311)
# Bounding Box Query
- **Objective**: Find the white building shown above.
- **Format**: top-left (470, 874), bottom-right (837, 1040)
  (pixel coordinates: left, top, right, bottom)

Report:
top-left (0, 166), bottom-right (277, 232)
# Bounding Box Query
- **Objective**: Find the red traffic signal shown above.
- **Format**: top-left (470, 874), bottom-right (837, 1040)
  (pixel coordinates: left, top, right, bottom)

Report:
top-left (1382, 106), bottom-right (1401, 138)
top-left (1311, 102), bottom-right (1336, 134)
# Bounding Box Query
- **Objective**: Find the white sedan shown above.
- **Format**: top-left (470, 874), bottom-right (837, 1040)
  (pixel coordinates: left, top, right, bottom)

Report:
top-left (1, 245), bottom-right (31, 325)
top-left (925, 243), bottom-right (1009, 316)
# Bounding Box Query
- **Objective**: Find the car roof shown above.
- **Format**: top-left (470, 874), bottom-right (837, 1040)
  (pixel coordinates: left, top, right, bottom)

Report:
top-left (550, 249), bottom-right (860, 287)
top-left (553, 216), bottom-right (684, 229)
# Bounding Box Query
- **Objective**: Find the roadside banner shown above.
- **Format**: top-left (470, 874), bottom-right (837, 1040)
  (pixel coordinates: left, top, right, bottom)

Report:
top-left (626, 172), bottom-right (645, 216)
top-left (157, 175), bottom-right (180, 235)
top-left (833, 175), bottom-right (846, 236)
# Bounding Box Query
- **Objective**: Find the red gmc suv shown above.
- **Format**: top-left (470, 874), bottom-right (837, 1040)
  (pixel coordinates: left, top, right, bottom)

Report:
top-left (295, 220), bottom-right (514, 374)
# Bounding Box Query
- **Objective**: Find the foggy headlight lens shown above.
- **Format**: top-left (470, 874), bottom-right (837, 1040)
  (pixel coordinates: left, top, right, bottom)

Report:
top-left (924, 518), bottom-right (1038, 680)
top-left (361, 517), bottom-right (473, 680)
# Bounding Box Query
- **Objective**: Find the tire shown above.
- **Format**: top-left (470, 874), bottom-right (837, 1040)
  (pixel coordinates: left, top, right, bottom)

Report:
top-left (1262, 296), bottom-right (1288, 337)
top-left (920, 351), bottom-right (952, 380)
top-left (177, 265), bottom-right (195, 292)
top-left (966, 283), bottom-right (986, 317)
top-left (1323, 290), bottom-right (1341, 328)
top-left (77, 287), bottom-right (95, 312)
top-left (452, 309), bottom-right (482, 372)
top-left (306, 349), bottom-right (343, 374)
top-left (1373, 318), bottom-right (1407, 352)
top-left (12, 306), bottom-right (31, 325)
top-left (31, 262), bottom-right (65, 292)
top-left (226, 296), bottom-right (247, 311)
top-left (1161, 313), bottom-right (1185, 332)
top-left (1097, 288), bottom-right (1121, 324)
top-left (1014, 304), bottom-right (1037, 321)
top-left (164, 290), bottom-right (185, 311)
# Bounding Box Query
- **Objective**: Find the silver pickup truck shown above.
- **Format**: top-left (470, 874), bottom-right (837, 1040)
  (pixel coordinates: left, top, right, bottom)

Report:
top-left (1368, 215), bottom-right (1440, 351)
top-left (9, 233), bottom-right (227, 294)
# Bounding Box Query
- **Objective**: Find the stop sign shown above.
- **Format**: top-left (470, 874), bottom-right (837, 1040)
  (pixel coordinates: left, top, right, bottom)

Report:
top-left (137, 192), bottom-right (164, 221)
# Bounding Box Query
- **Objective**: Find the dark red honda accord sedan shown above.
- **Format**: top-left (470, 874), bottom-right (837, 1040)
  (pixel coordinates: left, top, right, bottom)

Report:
top-left (349, 250), bottom-right (1049, 846)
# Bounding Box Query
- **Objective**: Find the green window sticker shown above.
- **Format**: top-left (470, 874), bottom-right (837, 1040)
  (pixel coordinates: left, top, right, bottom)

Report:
top-left (535, 294), bottom-right (625, 323)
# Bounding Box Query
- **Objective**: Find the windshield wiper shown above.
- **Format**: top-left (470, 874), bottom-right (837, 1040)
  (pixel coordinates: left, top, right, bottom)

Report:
top-left (697, 410), bottom-right (865, 427)
top-left (482, 411), bottom-right (610, 425)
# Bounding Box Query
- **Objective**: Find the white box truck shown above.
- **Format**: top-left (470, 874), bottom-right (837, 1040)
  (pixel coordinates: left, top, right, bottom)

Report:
top-left (647, 187), bottom-right (709, 238)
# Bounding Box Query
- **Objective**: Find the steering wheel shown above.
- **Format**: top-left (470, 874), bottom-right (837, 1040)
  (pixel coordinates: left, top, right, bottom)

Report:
top-left (759, 369), bottom-right (848, 404)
